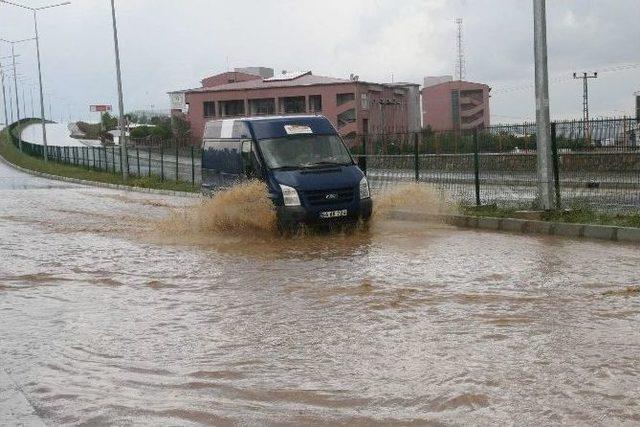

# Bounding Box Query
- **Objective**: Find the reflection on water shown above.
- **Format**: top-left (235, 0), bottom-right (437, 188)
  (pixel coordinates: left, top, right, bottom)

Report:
top-left (1, 170), bottom-right (639, 425)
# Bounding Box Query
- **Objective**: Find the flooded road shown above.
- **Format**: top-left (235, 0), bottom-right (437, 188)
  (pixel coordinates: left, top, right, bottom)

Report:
top-left (1, 161), bottom-right (639, 425)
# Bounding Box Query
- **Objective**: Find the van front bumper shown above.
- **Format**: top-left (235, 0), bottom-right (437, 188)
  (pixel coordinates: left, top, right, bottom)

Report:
top-left (277, 198), bottom-right (372, 227)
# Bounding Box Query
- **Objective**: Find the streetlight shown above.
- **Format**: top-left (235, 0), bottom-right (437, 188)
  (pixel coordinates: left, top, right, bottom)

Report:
top-left (0, 55), bottom-right (18, 127)
top-left (0, 66), bottom-right (7, 127)
top-left (0, 0), bottom-right (71, 161)
top-left (0, 39), bottom-right (31, 151)
top-left (0, 39), bottom-right (31, 121)
top-left (110, 0), bottom-right (128, 180)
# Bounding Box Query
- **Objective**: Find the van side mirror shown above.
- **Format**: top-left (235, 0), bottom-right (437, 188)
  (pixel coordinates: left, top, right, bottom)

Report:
top-left (357, 156), bottom-right (367, 175)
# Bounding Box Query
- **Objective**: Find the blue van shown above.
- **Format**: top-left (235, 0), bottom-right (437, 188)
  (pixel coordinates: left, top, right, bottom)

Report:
top-left (201, 115), bottom-right (372, 230)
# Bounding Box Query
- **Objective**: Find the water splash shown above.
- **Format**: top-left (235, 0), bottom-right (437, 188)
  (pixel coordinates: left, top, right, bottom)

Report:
top-left (157, 181), bottom-right (277, 237)
top-left (154, 182), bottom-right (452, 244)
top-left (372, 183), bottom-right (455, 221)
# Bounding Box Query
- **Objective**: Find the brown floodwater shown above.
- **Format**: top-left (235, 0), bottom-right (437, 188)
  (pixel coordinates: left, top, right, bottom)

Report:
top-left (1, 163), bottom-right (639, 425)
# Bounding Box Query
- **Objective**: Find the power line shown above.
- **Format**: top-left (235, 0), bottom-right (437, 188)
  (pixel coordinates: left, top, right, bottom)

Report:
top-left (492, 62), bottom-right (640, 94)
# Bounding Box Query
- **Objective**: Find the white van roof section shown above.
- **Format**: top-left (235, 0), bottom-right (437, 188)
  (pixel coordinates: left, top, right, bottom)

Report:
top-left (203, 119), bottom-right (251, 139)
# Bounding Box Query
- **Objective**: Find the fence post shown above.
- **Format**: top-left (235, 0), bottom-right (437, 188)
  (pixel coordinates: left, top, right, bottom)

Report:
top-left (550, 122), bottom-right (561, 210)
top-left (136, 148), bottom-right (140, 176)
top-left (358, 134), bottom-right (367, 175)
top-left (474, 129), bottom-right (481, 206)
top-left (160, 145), bottom-right (164, 181)
top-left (148, 148), bottom-right (151, 177)
top-left (112, 146), bottom-right (116, 174)
top-left (414, 132), bottom-right (419, 182)
top-left (191, 145), bottom-right (195, 186)
top-left (175, 144), bottom-right (179, 182)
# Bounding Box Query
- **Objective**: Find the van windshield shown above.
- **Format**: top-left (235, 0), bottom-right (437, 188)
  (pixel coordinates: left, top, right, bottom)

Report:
top-left (258, 135), bottom-right (353, 170)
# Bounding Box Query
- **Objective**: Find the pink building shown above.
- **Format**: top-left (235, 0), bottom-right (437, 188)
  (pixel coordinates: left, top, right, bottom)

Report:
top-left (170, 68), bottom-right (421, 142)
top-left (421, 76), bottom-right (491, 132)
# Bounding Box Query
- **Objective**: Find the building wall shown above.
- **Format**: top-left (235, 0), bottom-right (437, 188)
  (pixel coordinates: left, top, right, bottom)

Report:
top-left (184, 82), bottom-right (414, 141)
top-left (185, 83), bottom-right (358, 139)
top-left (422, 81), bottom-right (490, 131)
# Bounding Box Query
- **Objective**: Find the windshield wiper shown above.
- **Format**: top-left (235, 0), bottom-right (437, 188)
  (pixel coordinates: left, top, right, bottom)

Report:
top-left (270, 165), bottom-right (301, 171)
top-left (300, 161), bottom-right (351, 168)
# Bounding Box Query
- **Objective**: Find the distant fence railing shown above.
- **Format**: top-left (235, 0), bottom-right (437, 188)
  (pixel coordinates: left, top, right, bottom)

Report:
top-left (7, 119), bottom-right (203, 186)
top-left (7, 117), bottom-right (640, 211)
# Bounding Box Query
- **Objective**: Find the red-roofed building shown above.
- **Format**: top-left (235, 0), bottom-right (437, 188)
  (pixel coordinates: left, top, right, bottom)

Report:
top-left (170, 67), bottom-right (421, 141)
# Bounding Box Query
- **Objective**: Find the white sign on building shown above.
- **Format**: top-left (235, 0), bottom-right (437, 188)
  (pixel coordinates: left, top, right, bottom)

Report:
top-left (169, 92), bottom-right (187, 112)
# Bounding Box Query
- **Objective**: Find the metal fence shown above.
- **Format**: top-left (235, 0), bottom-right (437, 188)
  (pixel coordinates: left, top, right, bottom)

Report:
top-left (347, 118), bottom-right (639, 212)
top-left (8, 118), bottom-right (640, 211)
top-left (9, 120), bottom-right (203, 186)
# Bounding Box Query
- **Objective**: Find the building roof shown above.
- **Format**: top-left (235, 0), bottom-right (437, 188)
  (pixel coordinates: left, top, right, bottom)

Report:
top-left (422, 80), bottom-right (491, 91)
top-left (184, 72), bottom-right (352, 94)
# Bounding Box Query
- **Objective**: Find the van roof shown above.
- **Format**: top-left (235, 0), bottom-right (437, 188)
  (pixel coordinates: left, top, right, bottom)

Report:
top-left (203, 115), bottom-right (338, 140)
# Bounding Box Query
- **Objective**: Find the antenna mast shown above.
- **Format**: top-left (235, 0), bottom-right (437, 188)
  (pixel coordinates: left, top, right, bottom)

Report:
top-left (455, 18), bottom-right (466, 81)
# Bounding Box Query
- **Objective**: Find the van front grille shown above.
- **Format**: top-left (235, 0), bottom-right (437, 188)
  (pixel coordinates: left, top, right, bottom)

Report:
top-left (302, 187), bottom-right (355, 206)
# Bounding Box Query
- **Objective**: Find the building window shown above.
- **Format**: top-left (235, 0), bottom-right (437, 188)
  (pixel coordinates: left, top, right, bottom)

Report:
top-left (282, 96), bottom-right (305, 114)
top-left (337, 93), bottom-right (355, 106)
top-left (337, 108), bottom-right (356, 128)
top-left (249, 98), bottom-right (275, 115)
top-left (360, 93), bottom-right (369, 110)
top-left (220, 100), bottom-right (245, 117)
top-left (309, 95), bottom-right (322, 112)
top-left (203, 101), bottom-right (216, 117)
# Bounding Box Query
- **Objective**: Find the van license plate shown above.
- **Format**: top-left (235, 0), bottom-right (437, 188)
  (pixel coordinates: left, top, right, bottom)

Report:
top-left (319, 209), bottom-right (348, 219)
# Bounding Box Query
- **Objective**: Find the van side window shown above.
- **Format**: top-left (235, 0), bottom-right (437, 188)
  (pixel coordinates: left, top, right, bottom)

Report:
top-left (202, 139), bottom-right (243, 174)
top-left (241, 140), bottom-right (262, 178)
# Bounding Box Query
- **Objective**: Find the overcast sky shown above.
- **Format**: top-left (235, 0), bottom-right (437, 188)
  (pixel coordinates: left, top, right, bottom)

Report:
top-left (1, 0), bottom-right (638, 124)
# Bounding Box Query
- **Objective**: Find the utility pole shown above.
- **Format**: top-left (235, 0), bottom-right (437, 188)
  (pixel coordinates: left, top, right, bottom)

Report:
top-left (0, 40), bottom-right (32, 151)
top-left (533, 0), bottom-right (555, 210)
top-left (29, 85), bottom-right (34, 116)
top-left (0, 62), bottom-right (8, 127)
top-left (7, 81), bottom-right (14, 123)
top-left (0, 1), bottom-right (72, 161)
top-left (110, 0), bottom-right (128, 180)
top-left (10, 44), bottom-right (20, 125)
top-left (573, 72), bottom-right (598, 142)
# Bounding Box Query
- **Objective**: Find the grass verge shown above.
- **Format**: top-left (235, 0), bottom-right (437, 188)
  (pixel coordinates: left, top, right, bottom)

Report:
top-left (461, 204), bottom-right (640, 228)
top-left (0, 126), bottom-right (198, 193)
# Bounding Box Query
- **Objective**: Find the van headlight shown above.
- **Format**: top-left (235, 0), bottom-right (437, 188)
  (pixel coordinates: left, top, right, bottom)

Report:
top-left (280, 184), bottom-right (301, 206)
top-left (359, 177), bottom-right (370, 199)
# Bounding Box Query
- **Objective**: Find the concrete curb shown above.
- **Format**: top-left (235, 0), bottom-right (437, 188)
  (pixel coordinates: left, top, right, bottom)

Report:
top-left (388, 211), bottom-right (640, 244)
top-left (0, 152), bottom-right (201, 199)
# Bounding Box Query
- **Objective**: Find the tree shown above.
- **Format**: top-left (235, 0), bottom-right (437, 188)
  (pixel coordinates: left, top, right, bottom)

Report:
top-left (101, 112), bottom-right (118, 131)
top-left (172, 115), bottom-right (191, 140)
